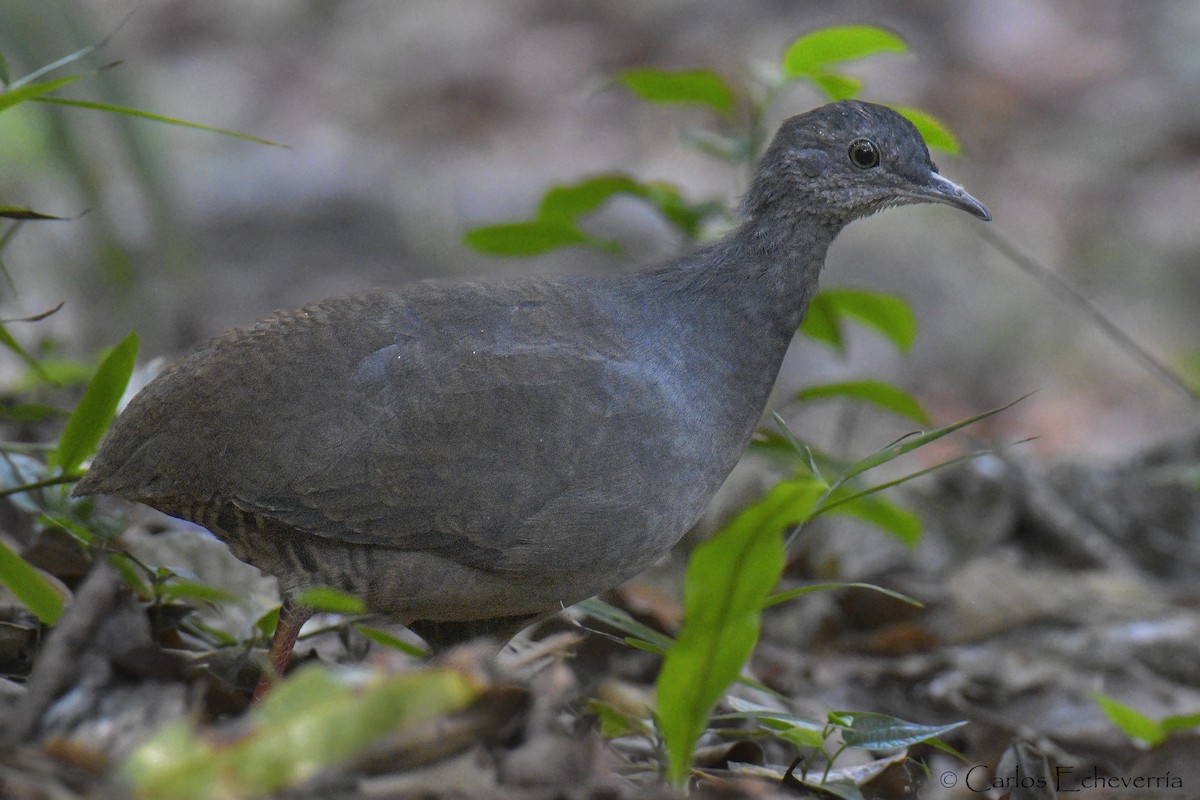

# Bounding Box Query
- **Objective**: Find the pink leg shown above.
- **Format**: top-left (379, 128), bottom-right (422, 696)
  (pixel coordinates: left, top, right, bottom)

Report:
top-left (253, 594), bottom-right (314, 702)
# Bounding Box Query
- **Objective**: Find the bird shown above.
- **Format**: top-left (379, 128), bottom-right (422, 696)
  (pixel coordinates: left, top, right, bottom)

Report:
top-left (74, 100), bottom-right (990, 697)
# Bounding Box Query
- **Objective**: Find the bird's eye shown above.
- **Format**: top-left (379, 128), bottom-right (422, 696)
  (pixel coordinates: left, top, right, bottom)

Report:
top-left (848, 138), bottom-right (880, 169)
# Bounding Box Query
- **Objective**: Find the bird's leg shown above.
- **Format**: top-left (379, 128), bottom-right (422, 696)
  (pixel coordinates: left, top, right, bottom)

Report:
top-left (252, 592), bottom-right (314, 701)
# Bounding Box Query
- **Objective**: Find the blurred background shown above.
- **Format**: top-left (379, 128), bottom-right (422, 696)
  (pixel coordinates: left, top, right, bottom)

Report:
top-left (1, 0), bottom-right (1196, 461)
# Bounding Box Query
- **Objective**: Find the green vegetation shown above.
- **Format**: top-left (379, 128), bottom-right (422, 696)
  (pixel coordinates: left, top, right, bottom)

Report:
top-left (0, 21), bottom-right (1024, 799)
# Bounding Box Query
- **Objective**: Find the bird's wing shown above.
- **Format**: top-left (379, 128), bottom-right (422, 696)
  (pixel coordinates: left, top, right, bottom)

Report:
top-left (208, 283), bottom-right (676, 571)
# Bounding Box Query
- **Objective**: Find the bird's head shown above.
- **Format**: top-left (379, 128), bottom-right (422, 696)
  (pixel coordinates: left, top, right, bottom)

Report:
top-left (745, 100), bottom-right (990, 234)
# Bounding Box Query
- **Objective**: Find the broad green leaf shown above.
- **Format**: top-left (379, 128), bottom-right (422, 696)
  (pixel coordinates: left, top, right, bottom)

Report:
top-left (123, 664), bottom-right (479, 798)
top-left (38, 513), bottom-right (96, 546)
top-left (465, 174), bottom-right (718, 257)
top-left (537, 174), bottom-right (716, 240)
top-left (835, 711), bottom-right (966, 749)
top-left (189, 619), bottom-right (239, 648)
top-left (576, 596), bottom-right (675, 653)
top-left (658, 478), bottom-right (823, 786)
top-left (798, 294), bottom-right (843, 350)
top-left (1093, 692), bottom-right (1165, 745)
top-left (827, 491), bottom-right (922, 546)
top-left (295, 585), bottom-right (366, 614)
top-left (617, 68), bottom-right (735, 115)
top-left (161, 579), bottom-right (237, 604)
top-left (801, 288), bottom-right (917, 353)
top-left (640, 183), bottom-right (722, 240)
top-left (1161, 712), bottom-right (1200, 734)
top-left (587, 699), bottom-right (645, 738)
top-left (765, 581), bottom-right (922, 609)
top-left (52, 331), bottom-right (138, 474)
top-left (254, 606), bottom-right (281, 638)
top-left (538, 175), bottom-right (644, 222)
top-left (810, 72), bottom-right (863, 101)
top-left (33, 96), bottom-right (284, 146)
top-left (0, 74), bottom-right (80, 113)
top-left (782, 26), bottom-right (907, 77)
top-left (894, 105), bottom-right (960, 153)
top-left (108, 552), bottom-right (152, 598)
top-left (718, 697), bottom-right (825, 748)
top-left (795, 379), bottom-right (930, 425)
top-left (0, 537), bottom-right (63, 624)
top-left (463, 219), bottom-right (598, 256)
top-left (356, 624), bottom-right (429, 657)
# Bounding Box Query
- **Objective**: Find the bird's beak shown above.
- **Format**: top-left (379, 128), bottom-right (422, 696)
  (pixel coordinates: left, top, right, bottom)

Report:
top-left (917, 171), bottom-right (992, 221)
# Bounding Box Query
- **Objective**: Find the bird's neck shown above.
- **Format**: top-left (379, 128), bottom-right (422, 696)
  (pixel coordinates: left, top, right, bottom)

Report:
top-left (655, 214), bottom-right (838, 345)
top-left (634, 214), bottom-right (838, 413)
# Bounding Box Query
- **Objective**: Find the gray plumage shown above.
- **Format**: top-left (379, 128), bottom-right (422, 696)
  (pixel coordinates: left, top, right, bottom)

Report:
top-left (75, 100), bottom-right (989, 646)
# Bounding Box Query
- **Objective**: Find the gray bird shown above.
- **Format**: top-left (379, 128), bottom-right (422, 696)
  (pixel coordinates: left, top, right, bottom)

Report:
top-left (74, 100), bottom-right (990, 695)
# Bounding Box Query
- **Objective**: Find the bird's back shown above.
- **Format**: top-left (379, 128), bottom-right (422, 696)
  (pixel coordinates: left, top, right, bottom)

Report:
top-left (78, 273), bottom-right (747, 615)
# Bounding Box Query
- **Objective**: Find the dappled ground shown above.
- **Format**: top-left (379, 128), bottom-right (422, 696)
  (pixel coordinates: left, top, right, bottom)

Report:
top-left (1, 432), bottom-right (1198, 798)
top-left (1, 2), bottom-right (1199, 799)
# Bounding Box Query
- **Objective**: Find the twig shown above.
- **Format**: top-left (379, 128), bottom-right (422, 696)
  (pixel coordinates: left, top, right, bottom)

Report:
top-left (977, 224), bottom-right (1198, 404)
top-left (0, 561), bottom-right (123, 746)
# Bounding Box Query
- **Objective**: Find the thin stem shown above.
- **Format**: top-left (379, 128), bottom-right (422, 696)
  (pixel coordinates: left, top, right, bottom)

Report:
top-left (977, 224), bottom-right (1198, 404)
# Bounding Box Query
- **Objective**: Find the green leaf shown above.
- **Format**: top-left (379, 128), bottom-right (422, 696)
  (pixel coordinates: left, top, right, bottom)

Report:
top-left (798, 294), bottom-right (842, 350)
top-left (52, 331), bottom-right (138, 475)
top-left (0, 401), bottom-right (67, 421)
top-left (356, 624), bottom-right (429, 657)
top-left (718, 697), bottom-right (826, 748)
top-left (837, 394), bottom-right (1031, 484)
top-left (657, 478), bottom-right (823, 786)
top-left (108, 552), bottom-right (151, 598)
top-left (1161, 712), bottom-right (1200, 734)
top-left (893, 105), bottom-right (960, 153)
top-left (254, 606), bottom-right (281, 638)
top-left (0, 74), bottom-right (81, 114)
top-left (835, 711), bottom-right (966, 749)
top-left (795, 379), bottom-right (930, 425)
top-left (0, 322), bottom-right (53, 383)
top-left (765, 581), bottom-right (923, 610)
top-left (32, 96), bottom-right (285, 146)
top-left (539, 174), bottom-right (716, 240)
top-left (587, 699), bottom-right (644, 738)
top-left (122, 663), bottom-right (479, 798)
top-left (801, 288), bottom-right (917, 353)
top-left (810, 72), bottom-right (863, 101)
top-left (0, 537), bottom-right (63, 624)
top-left (617, 68), bottom-right (735, 114)
top-left (782, 26), bottom-right (907, 77)
top-left (827, 491), bottom-right (922, 546)
top-left (294, 585), bottom-right (366, 614)
top-left (0, 52), bottom-right (9, 86)
top-left (538, 175), bottom-right (644, 222)
top-left (463, 219), bottom-right (598, 256)
top-left (161, 579), bottom-right (238, 604)
top-left (1093, 692), bottom-right (1165, 746)
top-left (639, 183), bottom-right (722, 240)
top-left (815, 442), bottom-right (1034, 523)
top-left (576, 596), bottom-right (674, 653)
